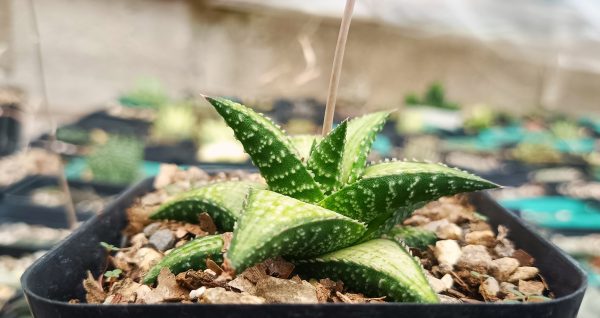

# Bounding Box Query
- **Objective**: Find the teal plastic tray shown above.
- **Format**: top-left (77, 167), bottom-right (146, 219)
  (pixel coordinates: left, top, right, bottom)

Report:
top-left (500, 196), bottom-right (600, 230)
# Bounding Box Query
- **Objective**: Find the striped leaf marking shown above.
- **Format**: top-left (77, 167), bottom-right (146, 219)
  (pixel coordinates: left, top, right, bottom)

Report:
top-left (294, 239), bottom-right (439, 303)
top-left (149, 181), bottom-right (264, 231)
top-left (320, 161), bottom-right (499, 223)
top-left (206, 97), bottom-right (324, 203)
top-left (143, 235), bottom-right (223, 285)
top-left (306, 121), bottom-right (348, 194)
top-left (340, 112), bottom-right (389, 185)
top-left (227, 189), bottom-right (366, 272)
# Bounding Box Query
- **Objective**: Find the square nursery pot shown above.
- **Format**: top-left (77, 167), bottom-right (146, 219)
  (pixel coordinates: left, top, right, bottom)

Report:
top-left (21, 169), bottom-right (587, 318)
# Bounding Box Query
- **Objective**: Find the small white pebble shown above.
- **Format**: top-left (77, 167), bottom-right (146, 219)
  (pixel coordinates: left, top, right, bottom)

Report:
top-left (189, 286), bottom-right (207, 300)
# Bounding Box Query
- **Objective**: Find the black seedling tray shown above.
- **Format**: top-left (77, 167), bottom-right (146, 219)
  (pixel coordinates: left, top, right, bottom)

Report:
top-left (0, 176), bottom-right (126, 256)
top-left (21, 173), bottom-right (587, 318)
top-left (0, 175), bottom-right (126, 228)
top-left (144, 139), bottom-right (198, 165)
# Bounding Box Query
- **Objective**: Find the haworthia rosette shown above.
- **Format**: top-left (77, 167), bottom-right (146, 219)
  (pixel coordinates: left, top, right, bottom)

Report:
top-left (227, 189), bottom-right (366, 272)
top-left (306, 121), bottom-right (347, 194)
top-left (143, 235), bottom-right (223, 284)
top-left (294, 238), bottom-right (439, 303)
top-left (340, 111), bottom-right (389, 185)
top-left (205, 97), bottom-right (324, 203)
top-left (320, 161), bottom-right (498, 223)
top-left (289, 135), bottom-right (322, 162)
top-left (149, 181), bottom-right (264, 231)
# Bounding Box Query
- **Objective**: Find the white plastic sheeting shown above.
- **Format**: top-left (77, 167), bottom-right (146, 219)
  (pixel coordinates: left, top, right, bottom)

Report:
top-left (216, 0), bottom-right (600, 73)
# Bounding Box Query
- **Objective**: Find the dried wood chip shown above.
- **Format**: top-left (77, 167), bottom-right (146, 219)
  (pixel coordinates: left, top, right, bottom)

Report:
top-left (264, 257), bottom-right (295, 279)
top-left (227, 276), bottom-right (257, 294)
top-left (313, 282), bottom-right (331, 302)
top-left (221, 232), bottom-right (233, 253)
top-left (83, 271), bottom-right (106, 304)
top-left (240, 263), bottom-right (269, 283)
top-left (108, 278), bottom-right (143, 303)
top-left (176, 270), bottom-right (221, 289)
top-left (512, 249), bottom-right (535, 266)
top-left (335, 291), bottom-right (354, 303)
top-left (153, 268), bottom-right (188, 302)
top-left (206, 259), bottom-right (223, 276)
top-left (198, 212), bottom-right (217, 234)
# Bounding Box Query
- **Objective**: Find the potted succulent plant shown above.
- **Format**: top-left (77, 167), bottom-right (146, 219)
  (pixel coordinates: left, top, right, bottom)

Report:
top-left (21, 97), bottom-right (586, 317)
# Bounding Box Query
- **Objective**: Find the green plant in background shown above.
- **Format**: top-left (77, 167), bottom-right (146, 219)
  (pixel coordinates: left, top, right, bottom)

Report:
top-left (405, 82), bottom-right (460, 110)
top-left (511, 142), bottom-right (562, 164)
top-left (146, 97), bottom-right (498, 303)
top-left (151, 102), bottom-right (197, 143)
top-left (464, 104), bottom-right (496, 132)
top-left (56, 127), bottom-right (90, 145)
top-left (118, 78), bottom-right (169, 109)
top-left (87, 135), bottom-right (143, 184)
top-left (550, 120), bottom-right (581, 140)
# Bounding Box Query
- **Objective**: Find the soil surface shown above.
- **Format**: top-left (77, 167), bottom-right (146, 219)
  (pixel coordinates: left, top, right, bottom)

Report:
top-left (81, 165), bottom-right (553, 304)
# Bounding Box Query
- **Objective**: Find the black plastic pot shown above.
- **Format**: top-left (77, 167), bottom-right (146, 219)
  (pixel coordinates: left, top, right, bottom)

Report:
top-left (22, 173), bottom-right (587, 318)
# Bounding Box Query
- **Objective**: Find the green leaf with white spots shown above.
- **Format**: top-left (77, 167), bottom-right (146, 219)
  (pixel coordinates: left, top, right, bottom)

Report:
top-left (306, 121), bottom-right (347, 194)
top-left (289, 135), bottom-right (322, 162)
top-left (206, 97), bottom-right (324, 203)
top-left (227, 189), bottom-right (366, 272)
top-left (385, 226), bottom-right (437, 249)
top-left (149, 181), bottom-right (265, 231)
top-left (358, 203), bottom-right (425, 242)
top-left (143, 235), bottom-right (223, 285)
top-left (294, 239), bottom-right (439, 303)
top-left (340, 111), bottom-right (390, 185)
top-left (320, 161), bottom-right (498, 223)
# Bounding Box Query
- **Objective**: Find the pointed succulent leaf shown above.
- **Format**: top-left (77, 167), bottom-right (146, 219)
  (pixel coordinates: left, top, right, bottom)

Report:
top-left (340, 111), bottom-right (389, 185)
top-left (149, 181), bottom-right (264, 231)
top-left (358, 203), bottom-right (424, 242)
top-left (320, 161), bottom-right (498, 223)
top-left (143, 235), bottom-right (223, 284)
top-left (294, 239), bottom-right (439, 303)
top-left (205, 97), bottom-right (324, 203)
top-left (289, 135), bottom-right (322, 162)
top-left (227, 189), bottom-right (366, 272)
top-left (385, 226), bottom-right (437, 249)
top-left (306, 121), bottom-right (347, 194)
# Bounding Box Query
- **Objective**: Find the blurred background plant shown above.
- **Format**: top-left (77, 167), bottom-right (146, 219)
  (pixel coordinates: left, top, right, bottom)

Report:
top-left (118, 78), bottom-right (169, 110)
top-left (85, 134), bottom-right (143, 185)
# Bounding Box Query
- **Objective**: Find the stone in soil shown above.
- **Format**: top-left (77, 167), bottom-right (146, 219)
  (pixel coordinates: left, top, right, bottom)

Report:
top-left (479, 277), bottom-right (500, 301)
top-left (434, 240), bottom-right (462, 268)
top-left (456, 245), bottom-right (492, 274)
top-left (490, 257), bottom-right (520, 281)
top-left (518, 280), bottom-right (545, 296)
top-left (143, 223), bottom-right (161, 237)
top-left (134, 247), bottom-right (163, 272)
top-left (508, 266), bottom-right (539, 283)
top-left (149, 229), bottom-right (176, 252)
top-left (254, 276), bottom-right (318, 303)
top-left (465, 230), bottom-right (496, 247)
top-left (201, 287), bottom-right (265, 304)
top-left (436, 223), bottom-right (463, 240)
